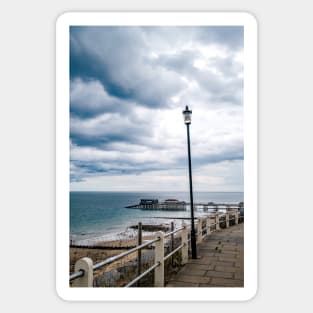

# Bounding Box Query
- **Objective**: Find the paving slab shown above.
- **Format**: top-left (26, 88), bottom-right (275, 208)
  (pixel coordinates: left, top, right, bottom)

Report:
top-left (166, 223), bottom-right (244, 288)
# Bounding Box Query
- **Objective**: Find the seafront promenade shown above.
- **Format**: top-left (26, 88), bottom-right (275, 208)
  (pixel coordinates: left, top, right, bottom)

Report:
top-left (167, 223), bottom-right (244, 287)
top-left (70, 210), bottom-right (243, 287)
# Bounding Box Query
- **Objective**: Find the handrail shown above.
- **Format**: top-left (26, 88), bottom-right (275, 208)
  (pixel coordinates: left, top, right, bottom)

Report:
top-left (164, 226), bottom-right (184, 238)
top-left (164, 243), bottom-right (185, 261)
top-left (124, 262), bottom-right (160, 287)
top-left (70, 210), bottom-right (243, 285)
top-left (69, 269), bottom-right (84, 281)
top-left (126, 236), bottom-right (186, 287)
top-left (70, 236), bottom-right (160, 281)
top-left (93, 237), bottom-right (160, 271)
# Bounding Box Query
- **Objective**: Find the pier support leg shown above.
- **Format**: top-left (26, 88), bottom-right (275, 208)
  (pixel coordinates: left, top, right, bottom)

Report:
top-left (72, 257), bottom-right (93, 287)
top-left (181, 222), bottom-right (188, 265)
top-left (235, 210), bottom-right (239, 225)
top-left (154, 231), bottom-right (164, 287)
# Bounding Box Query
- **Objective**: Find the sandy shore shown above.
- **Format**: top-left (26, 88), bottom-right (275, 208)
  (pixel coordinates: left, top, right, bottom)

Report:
top-left (70, 235), bottom-right (155, 275)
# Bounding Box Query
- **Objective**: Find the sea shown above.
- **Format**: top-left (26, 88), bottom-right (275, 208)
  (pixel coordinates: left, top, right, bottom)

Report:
top-left (70, 191), bottom-right (243, 245)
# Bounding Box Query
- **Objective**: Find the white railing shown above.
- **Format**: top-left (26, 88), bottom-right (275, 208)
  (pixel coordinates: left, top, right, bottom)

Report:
top-left (69, 209), bottom-right (242, 287)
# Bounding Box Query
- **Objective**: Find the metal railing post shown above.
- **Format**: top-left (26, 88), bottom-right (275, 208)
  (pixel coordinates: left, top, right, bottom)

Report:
top-left (181, 222), bottom-right (188, 265)
top-left (197, 217), bottom-right (203, 244)
top-left (226, 209), bottom-right (230, 228)
top-left (137, 222), bottom-right (142, 286)
top-left (154, 231), bottom-right (164, 287)
top-left (72, 257), bottom-right (93, 287)
top-left (215, 213), bottom-right (220, 231)
top-left (171, 221), bottom-right (174, 266)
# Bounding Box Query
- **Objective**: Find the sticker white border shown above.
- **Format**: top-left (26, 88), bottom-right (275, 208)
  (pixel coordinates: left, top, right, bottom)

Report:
top-left (56, 12), bottom-right (257, 301)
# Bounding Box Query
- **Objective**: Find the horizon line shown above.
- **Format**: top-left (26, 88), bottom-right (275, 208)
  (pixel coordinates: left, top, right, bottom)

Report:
top-left (69, 190), bottom-right (244, 193)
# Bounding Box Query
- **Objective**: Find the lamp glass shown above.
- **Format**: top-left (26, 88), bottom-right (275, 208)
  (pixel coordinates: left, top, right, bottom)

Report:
top-left (183, 110), bottom-right (192, 124)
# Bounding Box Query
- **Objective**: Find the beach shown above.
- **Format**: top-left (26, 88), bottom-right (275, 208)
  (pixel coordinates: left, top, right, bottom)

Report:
top-left (70, 234), bottom-right (156, 275)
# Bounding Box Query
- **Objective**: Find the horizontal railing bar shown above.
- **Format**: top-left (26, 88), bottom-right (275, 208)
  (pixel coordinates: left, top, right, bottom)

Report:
top-left (124, 262), bottom-right (160, 287)
top-left (140, 215), bottom-right (228, 220)
top-left (69, 270), bottom-right (84, 281)
top-left (164, 243), bottom-right (185, 261)
top-left (141, 217), bottom-right (198, 220)
top-left (164, 226), bottom-right (184, 238)
top-left (93, 237), bottom-right (160, 271)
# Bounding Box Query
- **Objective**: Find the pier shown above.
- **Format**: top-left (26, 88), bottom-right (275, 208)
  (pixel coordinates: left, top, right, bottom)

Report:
top-left (126, 199), bottom-right (187, 211)
top-left (126, 199), bottom-right (243, 212)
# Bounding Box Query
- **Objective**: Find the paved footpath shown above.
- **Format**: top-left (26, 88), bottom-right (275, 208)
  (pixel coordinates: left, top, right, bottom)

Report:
top-left (166, 223), bottom-right (244, 287)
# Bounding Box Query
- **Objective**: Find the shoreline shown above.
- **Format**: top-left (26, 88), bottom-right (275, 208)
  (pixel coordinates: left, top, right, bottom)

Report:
top-left (70, 219), bottom-right (185, 246)
top-left (70, 210), bottom-right (226, 246)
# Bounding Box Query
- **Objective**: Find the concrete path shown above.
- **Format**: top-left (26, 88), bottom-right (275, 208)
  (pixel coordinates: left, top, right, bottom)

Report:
top-left (166, 223), bottom-right (244, 287)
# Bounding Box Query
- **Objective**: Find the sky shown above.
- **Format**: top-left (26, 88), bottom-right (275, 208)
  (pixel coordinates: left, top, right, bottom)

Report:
top-left (70, 26), bottom-right (244, 192)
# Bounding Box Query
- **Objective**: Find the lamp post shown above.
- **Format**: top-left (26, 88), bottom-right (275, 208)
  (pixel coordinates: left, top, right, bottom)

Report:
top-left (182, 105), bottom-right (197, 259)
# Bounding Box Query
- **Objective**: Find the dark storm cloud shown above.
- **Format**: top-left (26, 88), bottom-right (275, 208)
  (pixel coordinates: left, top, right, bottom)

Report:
top-left (70, 26), bottom-right (243, 111)
top-left (70, 150), bottom-right (177, 182)
top-left (70, 78), bottom-right (133, 118)
top-left (70, 26), bottom-right (186, 109)
top-left (70, 110), bottom-right (154, 149)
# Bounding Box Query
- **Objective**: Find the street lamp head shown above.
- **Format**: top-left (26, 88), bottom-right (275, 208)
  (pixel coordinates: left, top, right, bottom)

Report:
top-left (183, 105), bottom-right (192, 124)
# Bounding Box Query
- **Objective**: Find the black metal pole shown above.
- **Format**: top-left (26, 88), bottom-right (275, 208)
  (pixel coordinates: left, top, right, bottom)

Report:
top-left (137, 222), bottom-right (142, 286)
top-left (171, 221), bottom-right (174, 266)
top-left (186, 123), bottom-right (197, 259)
